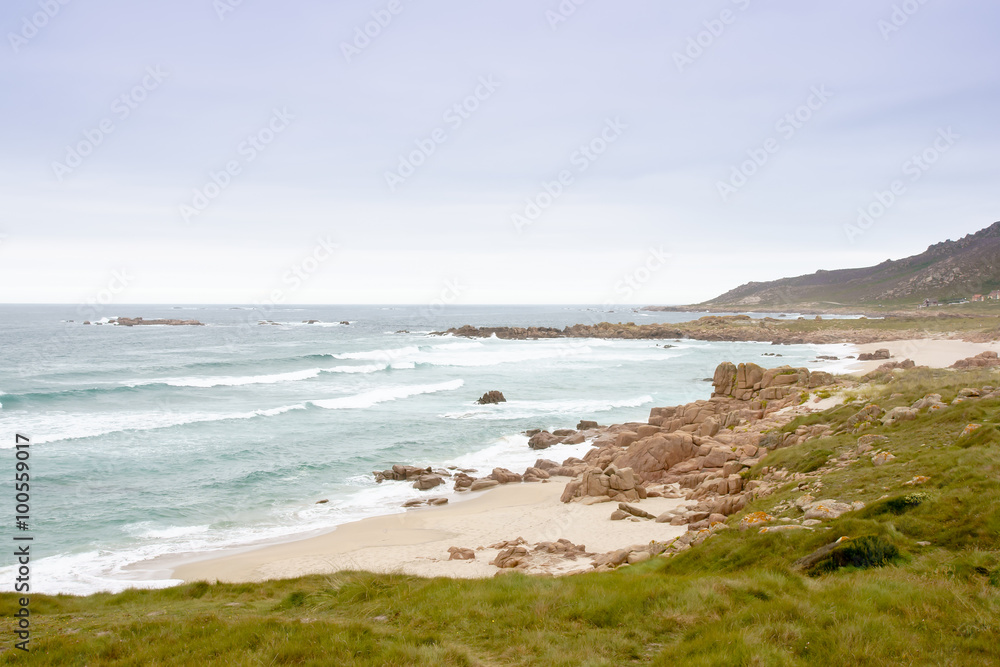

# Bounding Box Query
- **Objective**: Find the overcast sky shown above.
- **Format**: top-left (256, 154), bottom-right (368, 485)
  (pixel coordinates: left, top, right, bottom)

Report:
top-left (1, 0), bottom-right (997, 305)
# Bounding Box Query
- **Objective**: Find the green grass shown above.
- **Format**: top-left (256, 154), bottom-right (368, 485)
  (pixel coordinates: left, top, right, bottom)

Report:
top-left (3, 368), bottom-right (999, 665)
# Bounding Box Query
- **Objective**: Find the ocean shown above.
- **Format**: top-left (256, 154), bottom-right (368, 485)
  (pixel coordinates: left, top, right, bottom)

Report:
top-left (0, 304), bottom-right (860, 595)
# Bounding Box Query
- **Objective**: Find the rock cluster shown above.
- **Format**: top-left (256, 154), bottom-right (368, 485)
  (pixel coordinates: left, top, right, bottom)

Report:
top-left (711, 361), bottom-right (831, 403)
top-left (951, 351), bottom-right (1000, 368)
top-left (560, 464), bottom-right (646, 503)
top-left (476, 391), bottom-right (506, 404)
top-left (489, 538), bottom-right (592, 570)
top-left (403, 497), bottom-right (448, 508)
top-left (858, 348), bottom-right (891, 361)
top-left (527, 429), bottom-right (587, 449)
top-left (109, 317), bottom-right (204, 326)
top-left (373, 465), bottom-right (435, 483)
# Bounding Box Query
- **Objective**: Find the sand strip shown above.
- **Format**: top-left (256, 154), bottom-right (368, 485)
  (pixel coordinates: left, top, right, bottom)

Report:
top-left (164, 480), bottom-right (687, 584)
top-left (847, 339), bottom-right (1000, 375)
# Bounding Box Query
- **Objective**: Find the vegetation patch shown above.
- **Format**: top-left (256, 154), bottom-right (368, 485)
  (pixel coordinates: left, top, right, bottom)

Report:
top-left (804, 535), bottom-right (901, 575)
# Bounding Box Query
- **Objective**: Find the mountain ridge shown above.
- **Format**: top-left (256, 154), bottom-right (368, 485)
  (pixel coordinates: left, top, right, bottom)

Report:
top-left (694, 221), bottom-right (1000, 308)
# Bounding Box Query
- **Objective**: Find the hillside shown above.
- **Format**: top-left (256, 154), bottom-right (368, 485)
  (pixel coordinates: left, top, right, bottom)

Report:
top-left (694, 221), bottom-right (1000, 309)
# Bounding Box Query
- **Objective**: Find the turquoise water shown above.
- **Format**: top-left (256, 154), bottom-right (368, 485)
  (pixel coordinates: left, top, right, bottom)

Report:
top-left (0, 305), bottom-right (858, 594)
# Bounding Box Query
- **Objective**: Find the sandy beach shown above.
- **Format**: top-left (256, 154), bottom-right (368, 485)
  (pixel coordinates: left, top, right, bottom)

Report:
top-left (166, 479), bottom-right (687, 584)
top-left (849, 338), bottom-right (1000, 374)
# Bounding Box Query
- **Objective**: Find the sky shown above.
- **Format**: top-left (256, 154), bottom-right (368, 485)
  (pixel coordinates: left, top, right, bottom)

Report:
top-left (1, 0), bottom-right (998, 305)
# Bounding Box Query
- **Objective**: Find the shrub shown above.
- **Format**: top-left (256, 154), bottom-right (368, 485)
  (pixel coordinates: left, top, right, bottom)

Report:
top-left (862, 492), bottom-right (929, 517)
top-left (807, 535), bottom-right (900, 575)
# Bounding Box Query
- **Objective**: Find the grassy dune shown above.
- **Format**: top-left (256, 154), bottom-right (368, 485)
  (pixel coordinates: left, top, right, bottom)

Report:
top-left (3, 368), bottom-right (999, 665)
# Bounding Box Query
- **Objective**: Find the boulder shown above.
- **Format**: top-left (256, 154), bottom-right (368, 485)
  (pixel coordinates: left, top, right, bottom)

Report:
top-left (533, 539), bottom-right (588, 557)
top-left (562, 464), bottom-right (643, 503)
top-left (492, 546), bottom-right (528, 569)
top-left (469, 478), bottom-right (500, 492)
top-left (858, 348), bottom-right (890, 361)
top-left (618, 502), bottom-right (655, 519)
top-left (912, 394), bottom-right (946, 411)
top-left (412, 475), bottom-right (445, 491)
top-left (846, 404), bottom-right (884, 429)
top-left (627, 551), bottom-right (652, 564)
top-left (882, 407), bottom-right (917, 425)
top-left (522, 466), bottom-right (550, 483)
top-left (528, 431), bottom-right (564, 450)
top-left (871, 451), bottom-right (895, 466)
top-left (802, 500), bottom-right (852, 521)
top-left (453, 472), bottom-right (475, 491)
top-left (489, 467), bottom-right (522, 484)
top-left (533, 458), bottom-right (559, 471)
top-left (611, 432), bottom-right (698, 483)
top-left (476, 390), bottom-right (506, 405)
top-left (808, 371), bottom-right (835, 388)
top-left (577, 420), bottom-right (600, 430)
top-left (447, 547), bottom-right (475, 560)
top-left (591, 549), bottom-right (630, 568)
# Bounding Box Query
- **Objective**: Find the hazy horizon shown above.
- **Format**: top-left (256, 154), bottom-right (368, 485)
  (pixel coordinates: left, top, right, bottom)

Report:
top-left (2, 0), bottom-right (998, 305)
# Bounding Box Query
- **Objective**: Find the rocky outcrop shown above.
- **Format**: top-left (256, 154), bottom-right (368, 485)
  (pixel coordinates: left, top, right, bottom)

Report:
top-left (452, 472), bottom-right (475, 491)
top-left (110, 317), bottom-right (204, 326)
top-left (476, 391), bottom-right (506, 404)
top-left (611, 432), bottom-right (698, 483)
top-left (560, 464), bottom-right (646, 503)
top-left (951, 351), bottom-right (1000, 368)
top-left (373, 465), bottom-right (434, 483)
top-left (711, 362), bottom-right (817, 403)
top-left (858, 349), bottom-right (890, 361)
top-left (528, 431), bottom-right (564, 450)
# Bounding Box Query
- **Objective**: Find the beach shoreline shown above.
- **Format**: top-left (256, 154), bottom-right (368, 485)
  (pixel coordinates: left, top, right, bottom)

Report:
top-left (847, 338), bottom-right (1000, 375)
top-left (163, 479), bottom-right (688, 584)
top-left (137, 335), bottom-right (1000, 588)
